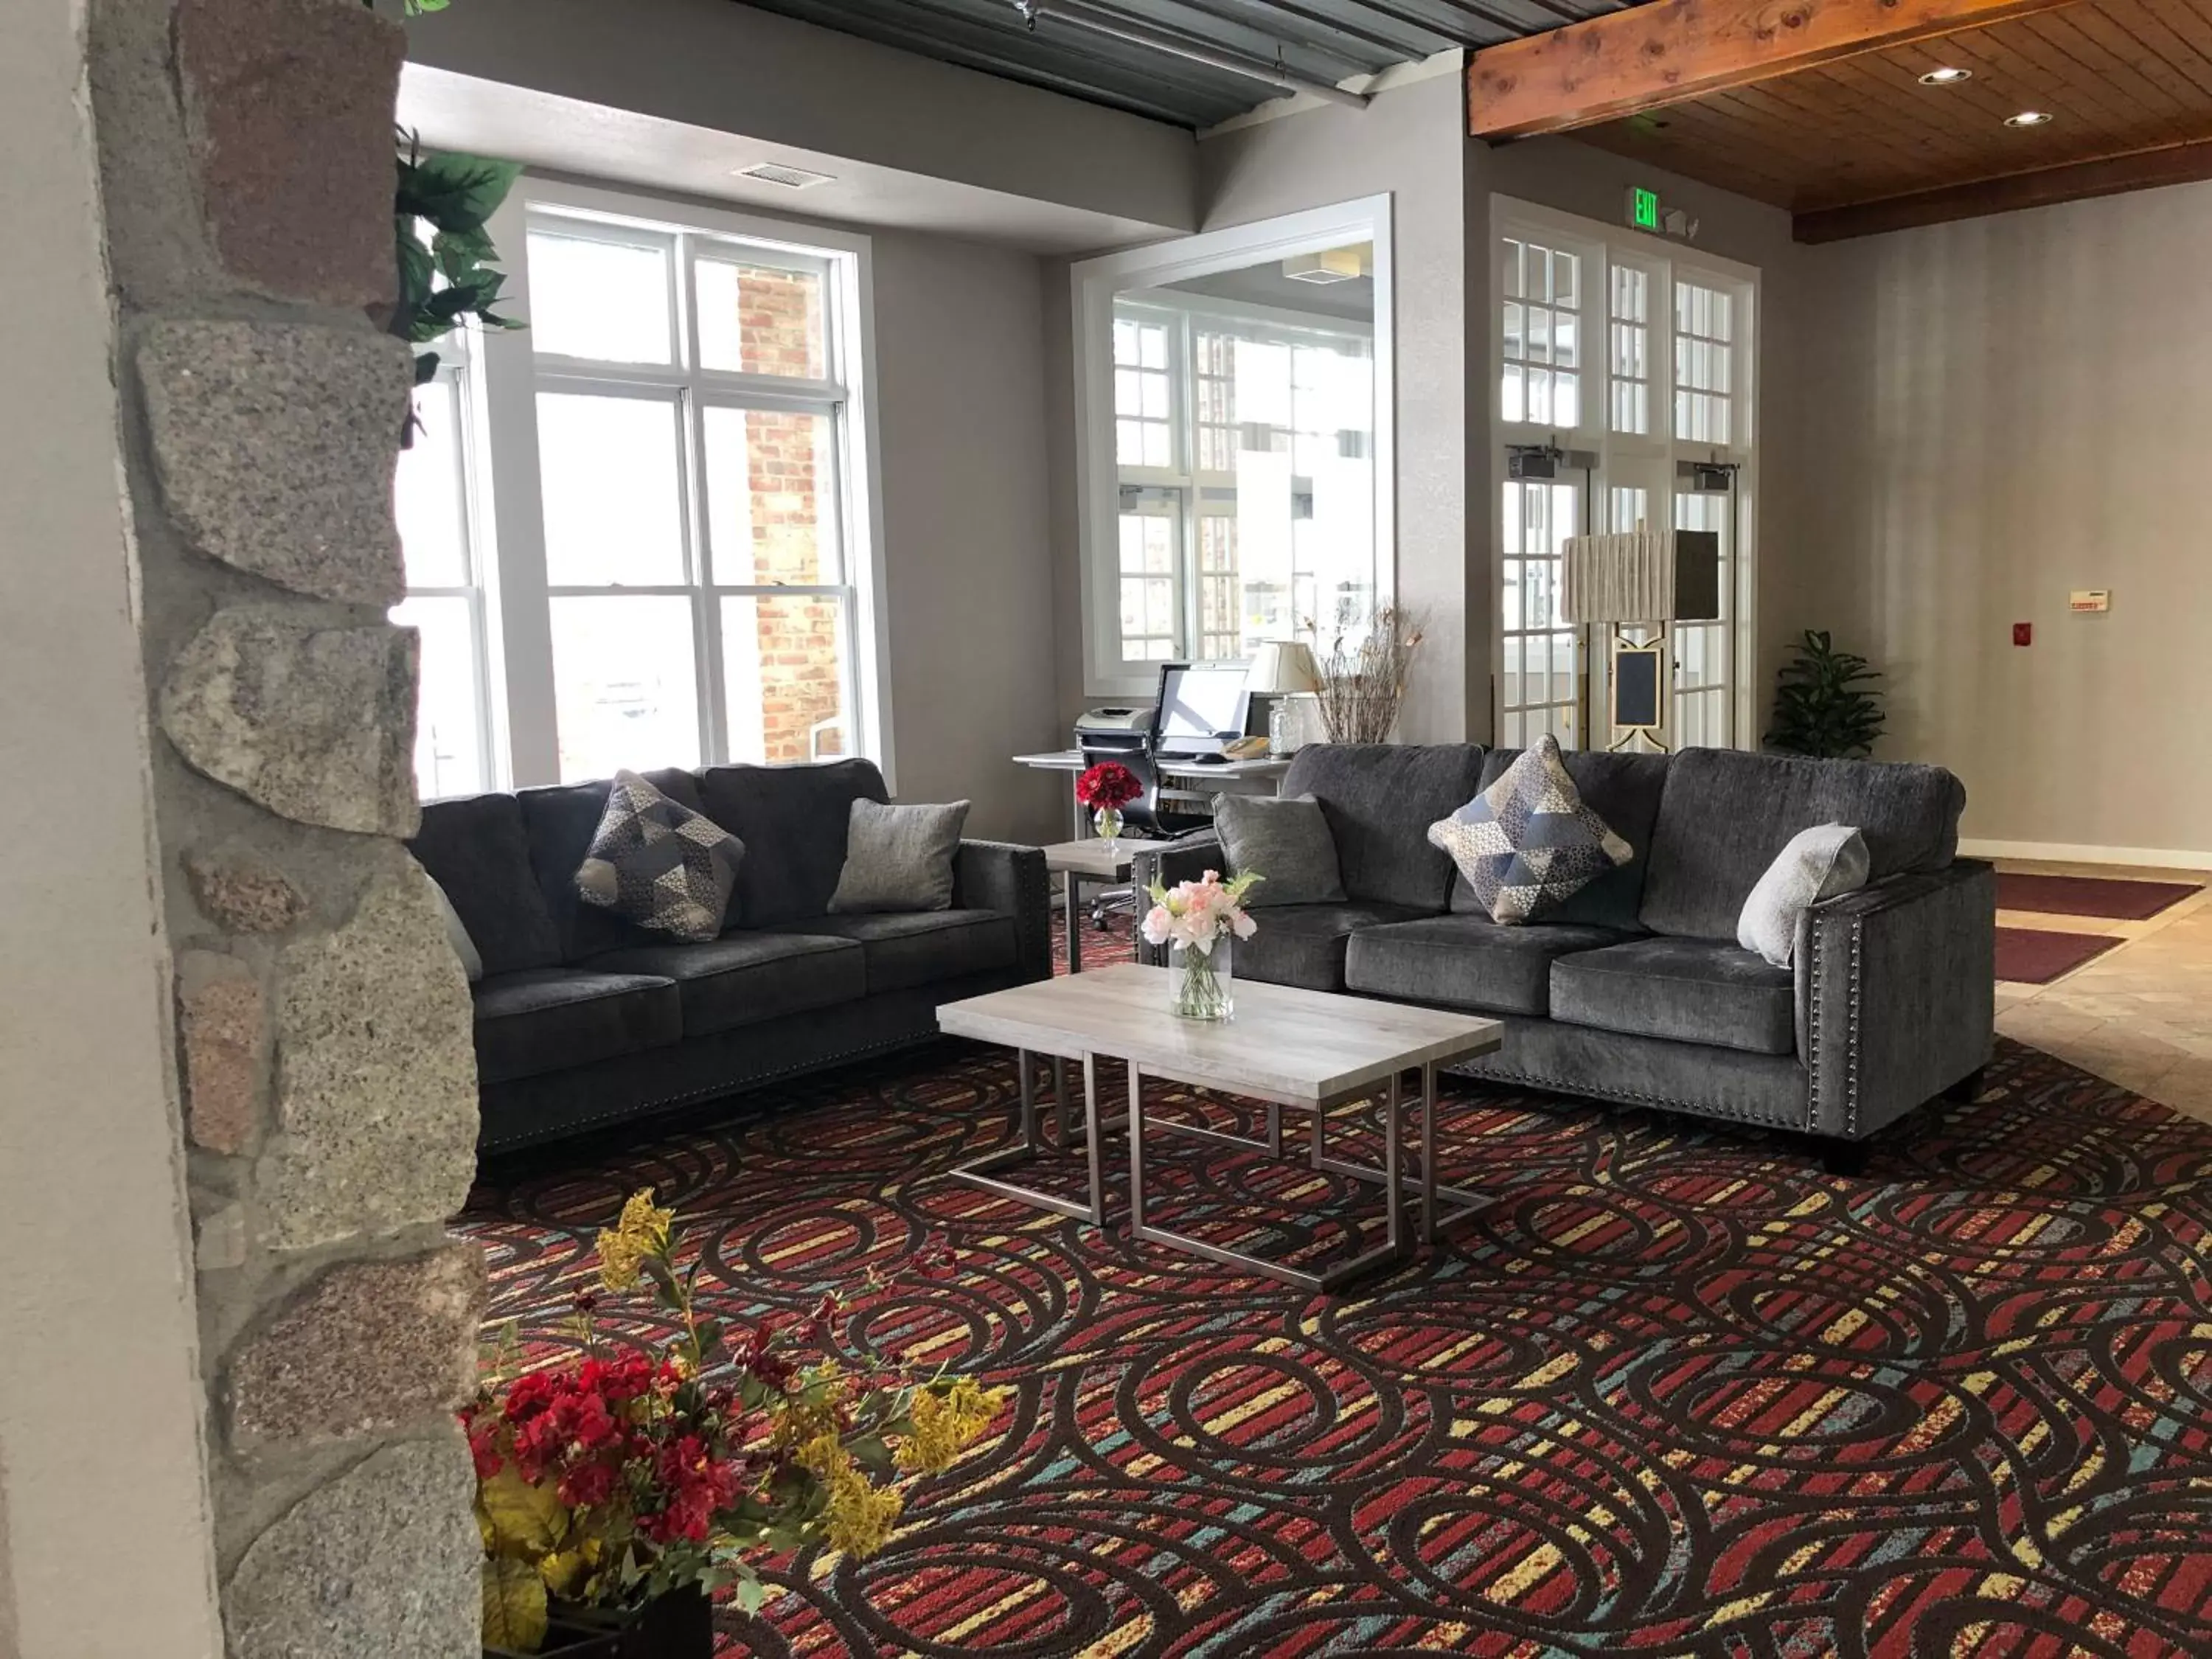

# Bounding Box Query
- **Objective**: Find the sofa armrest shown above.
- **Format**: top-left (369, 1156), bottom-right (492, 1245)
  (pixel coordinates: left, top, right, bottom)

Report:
top-left (953, 841), bottom-right (1052, 983)
top-left (1795, 859), bottom-right (1995, 1140)
top-left (1128, 835), bottom-right (1225, 966)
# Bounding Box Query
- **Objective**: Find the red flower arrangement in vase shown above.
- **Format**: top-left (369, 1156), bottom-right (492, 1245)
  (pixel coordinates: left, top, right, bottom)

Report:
top-left (1074, 762), bottom-right (1141, 850)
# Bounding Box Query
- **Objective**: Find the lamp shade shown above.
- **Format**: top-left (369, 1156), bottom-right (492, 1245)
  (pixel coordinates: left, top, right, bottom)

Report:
top-left (1245, 640), bottom-right (1320, 695)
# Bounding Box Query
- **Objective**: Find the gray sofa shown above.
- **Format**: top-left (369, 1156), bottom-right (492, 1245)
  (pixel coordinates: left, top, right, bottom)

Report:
top-left (1133, 743), bottom-right (1995, 1148)
top-left (409, 759), bottom-right (1051, 1155)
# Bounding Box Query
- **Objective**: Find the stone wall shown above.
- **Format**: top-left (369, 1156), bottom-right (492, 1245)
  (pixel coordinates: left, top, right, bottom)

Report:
top-left (87, 1), bottom-right (484, 1653)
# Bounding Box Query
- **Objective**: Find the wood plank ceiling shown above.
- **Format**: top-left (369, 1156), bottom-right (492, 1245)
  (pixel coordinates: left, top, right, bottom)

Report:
top-left (1477, 0), bottom-right (2212, 239)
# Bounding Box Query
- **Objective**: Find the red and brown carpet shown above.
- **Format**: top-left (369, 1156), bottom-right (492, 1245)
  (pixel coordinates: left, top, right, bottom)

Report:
top-left (464, 1006), bottom-right (2212, 1657)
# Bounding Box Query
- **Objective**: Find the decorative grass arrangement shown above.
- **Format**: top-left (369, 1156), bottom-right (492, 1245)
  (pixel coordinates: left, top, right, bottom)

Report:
top-left (1312, 606), bottom-right (1425, 745)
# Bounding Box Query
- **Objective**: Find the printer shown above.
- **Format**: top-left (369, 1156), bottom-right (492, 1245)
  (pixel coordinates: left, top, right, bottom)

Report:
top-left (1074, 703), bottom-right (1155, 758)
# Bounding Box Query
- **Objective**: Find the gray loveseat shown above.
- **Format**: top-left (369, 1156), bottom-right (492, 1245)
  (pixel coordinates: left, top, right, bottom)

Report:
top-left (410, 759), bottom-right (1050, 1155)
top-left (1133, 744), bottom-right (1994, 1149)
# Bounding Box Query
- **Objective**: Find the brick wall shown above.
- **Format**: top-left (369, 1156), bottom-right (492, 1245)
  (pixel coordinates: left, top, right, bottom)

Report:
top-left (732, 269), bottom-right (844, 762)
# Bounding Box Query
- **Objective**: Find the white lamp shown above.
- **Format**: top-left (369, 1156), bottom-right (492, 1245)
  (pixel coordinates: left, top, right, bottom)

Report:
top-left (1246, 640), bottom-right (1321, 754)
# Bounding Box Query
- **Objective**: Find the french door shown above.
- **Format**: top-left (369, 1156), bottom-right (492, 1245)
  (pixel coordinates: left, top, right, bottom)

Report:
top-left (1494, 203), bottom-right (1758, 754)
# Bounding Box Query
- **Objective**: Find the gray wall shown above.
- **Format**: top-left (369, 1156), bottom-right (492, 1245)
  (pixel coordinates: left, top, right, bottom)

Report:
top-left (1, 1), bottom-right (223, 1651)
top-left (870, 231), bottom-right (1065, 844)
top-left (1197, 72), bottom-right (1481, 743)
top-left (1797, 184), bottom-right (2212, 858)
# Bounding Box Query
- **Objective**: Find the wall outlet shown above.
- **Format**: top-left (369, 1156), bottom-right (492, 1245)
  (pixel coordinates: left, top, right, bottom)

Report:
top-left (2013, 622), bottom-right (2033, 647)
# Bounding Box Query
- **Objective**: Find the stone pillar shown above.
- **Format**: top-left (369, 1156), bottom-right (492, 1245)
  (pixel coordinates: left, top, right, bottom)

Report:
top-left (85, 1), bottom-right (486, 1654)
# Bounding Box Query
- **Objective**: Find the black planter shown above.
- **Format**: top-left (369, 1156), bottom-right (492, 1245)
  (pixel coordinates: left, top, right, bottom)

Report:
top-left (485, 1585), bottom-right (714, 1659)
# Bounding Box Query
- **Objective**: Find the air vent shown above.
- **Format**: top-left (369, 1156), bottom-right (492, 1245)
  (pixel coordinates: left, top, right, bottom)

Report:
top-left (732, 161), bottom-right (836, 190)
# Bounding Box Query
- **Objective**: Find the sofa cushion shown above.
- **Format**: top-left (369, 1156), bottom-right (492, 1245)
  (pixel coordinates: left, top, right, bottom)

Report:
top-left (577, 770), bottom-right (745, 944)
top-left (472, 968), bottom-right (681, 1086)
top-left (796, 910), bottom-right (1018, 994)
top-left (696, 759), bottom-right (889, 927)
top-left (1231, 901), bottom-right (1431, 992)
top-left (1346, 914), bottom-right (1628, 1017)
top-left (1279, 743), bottom-right (1486, 911)
top-left (828, 799), bottom-right (970, 914)
top-left (586, 932), bottom-right (864, 1038)
top-left (517, 770), bottom-right (709, 961)
top-left (1549, 936), bottom-right (1797, 1056)
top-left (1639, 749), bottom-right (1964, 940)
top-left (1211, 793), bottom-right (1346, 906)
top-left (1453, 748), bottom-right (1670, 932)
top-left (1430, 735), bottom-right (1633, 925)
top-left (409, 793), bottom-right (563, 976)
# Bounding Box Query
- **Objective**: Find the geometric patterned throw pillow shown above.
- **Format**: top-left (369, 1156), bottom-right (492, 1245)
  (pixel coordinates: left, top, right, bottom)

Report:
top-left (1425, 734), bottom-right (1632, 926)
top-left (575, 770), bottom-right (744, 944)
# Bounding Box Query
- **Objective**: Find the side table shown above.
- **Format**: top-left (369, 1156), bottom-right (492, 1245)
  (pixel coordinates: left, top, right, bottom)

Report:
top-left (1040, 839), bottom-right (1135, 973)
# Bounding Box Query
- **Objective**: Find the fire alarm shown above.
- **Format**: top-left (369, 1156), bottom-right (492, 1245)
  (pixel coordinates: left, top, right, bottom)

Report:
top-left (2013, 622), bottom-right (2032, 647)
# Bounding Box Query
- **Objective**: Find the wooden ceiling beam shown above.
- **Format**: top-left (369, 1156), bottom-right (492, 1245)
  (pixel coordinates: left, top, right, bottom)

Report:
top-left (1469, 0), bottom-right (2090, 139)
top-left (1793, 136), bottom-right (2212, 239)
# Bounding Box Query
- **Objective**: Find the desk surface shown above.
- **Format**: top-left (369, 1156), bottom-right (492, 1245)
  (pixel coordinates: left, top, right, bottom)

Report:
top-left (1014, 749), bottom-right (1292, 779)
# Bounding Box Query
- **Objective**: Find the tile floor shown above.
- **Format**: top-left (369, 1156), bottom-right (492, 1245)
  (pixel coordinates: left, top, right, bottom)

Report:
top-left (1992, 859), bottom-right (2212, 1123)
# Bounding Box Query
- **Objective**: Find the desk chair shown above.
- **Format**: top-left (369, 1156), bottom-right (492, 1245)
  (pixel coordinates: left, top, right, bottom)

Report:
top-left (1078, 742), bottom-right (1214, 932)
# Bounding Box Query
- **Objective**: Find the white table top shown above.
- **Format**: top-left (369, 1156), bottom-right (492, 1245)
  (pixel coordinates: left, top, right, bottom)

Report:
top-left (937, 962), bottom-right (1503, 1105)
top-left (1014, 749), bottom-right (1292, 779)
top-left (1040, 839), bottom-right (1135, 880)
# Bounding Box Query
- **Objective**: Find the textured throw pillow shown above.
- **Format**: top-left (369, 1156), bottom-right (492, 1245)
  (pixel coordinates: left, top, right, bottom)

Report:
top-left (423, 871), bottom-right (484, 983)
top-left (1427, 734), bottom-right (1632, 925)
top-left (575, 770), bottom-right (744, 944)
top-left (1211, 793), bottom-right (1345, 907)
top-left (1737, 824), bottom-right (1870, 968)
top-left (828, 799), bottom-right (970, 914)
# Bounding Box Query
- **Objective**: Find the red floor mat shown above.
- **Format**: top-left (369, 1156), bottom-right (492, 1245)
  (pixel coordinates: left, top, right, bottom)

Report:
top-left (1996, 872), bottom-right (2199, 921)
top-left (1995, 925), bottom-right (2123, 984)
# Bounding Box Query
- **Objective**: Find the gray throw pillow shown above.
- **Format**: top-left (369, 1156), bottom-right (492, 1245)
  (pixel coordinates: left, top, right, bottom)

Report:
top-left (1427, 734), bottom-right (1632, 925)
top-left (423, 869), bottom-right (483, 983)
top-left (575, 769), bottom-right (744, 944)
top-left (1737, 824), bottom-right (1869, 968)
top-left (1211, 793), bottom-right (1344, 906)
top-left (829, 799), bottom-right (970, 914)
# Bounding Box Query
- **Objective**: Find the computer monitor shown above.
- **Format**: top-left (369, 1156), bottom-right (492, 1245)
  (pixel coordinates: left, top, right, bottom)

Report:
top-left (1152, 663), bottom-right (1252, 756)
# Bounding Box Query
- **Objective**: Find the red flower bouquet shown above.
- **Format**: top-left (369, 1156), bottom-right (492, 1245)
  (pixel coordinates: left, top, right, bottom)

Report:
top-left (1075, 761), bottom-right (1141, 848)
top-left (467, 1192), bottom-right (1004, 1655)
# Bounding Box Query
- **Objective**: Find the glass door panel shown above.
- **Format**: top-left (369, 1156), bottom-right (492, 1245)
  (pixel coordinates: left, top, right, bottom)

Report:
top-left (1500, 479), bottom-right (1582, 748)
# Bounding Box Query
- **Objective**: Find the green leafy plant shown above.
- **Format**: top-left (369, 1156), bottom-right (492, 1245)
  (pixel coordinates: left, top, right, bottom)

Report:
top-left (1766, 630), bottom-right (1885, 759)
top-left (392, 133), bottom-right (522, 392)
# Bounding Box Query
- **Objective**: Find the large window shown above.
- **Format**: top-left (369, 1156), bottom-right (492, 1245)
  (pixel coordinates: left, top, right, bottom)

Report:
top-left (392, 185), bottom-right (880, 796)
top-left (1073, 199), bottom-right (1393, 696)
top-left (1495, 204), bottom-right (1758, 755)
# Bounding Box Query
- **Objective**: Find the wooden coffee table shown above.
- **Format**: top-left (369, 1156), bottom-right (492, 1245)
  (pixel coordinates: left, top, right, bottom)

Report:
top-left (938, 964), bottom-right (1504, 1292)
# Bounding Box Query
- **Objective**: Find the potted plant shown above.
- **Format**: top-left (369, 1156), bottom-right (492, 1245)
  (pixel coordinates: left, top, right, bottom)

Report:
top-left (1765, 630), bottom-right (1885, 759)
top-left (469, 1192), bottom-right (1004, 1657)
top-left (1074, 760), bottom-right (1141, 850)
top-left (1141, 869), bottom-right (1262, 1020)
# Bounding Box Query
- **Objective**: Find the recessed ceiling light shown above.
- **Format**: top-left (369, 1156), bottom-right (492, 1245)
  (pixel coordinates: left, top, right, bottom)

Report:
top-left (2004, 110), bottom-right (2053, 128)
top-left (1919, 66), bottom-right (1972, 85)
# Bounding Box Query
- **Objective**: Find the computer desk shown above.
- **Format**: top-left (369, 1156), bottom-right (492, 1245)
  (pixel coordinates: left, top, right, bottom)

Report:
top-left (1012, 749), bottom-right (1293, 841)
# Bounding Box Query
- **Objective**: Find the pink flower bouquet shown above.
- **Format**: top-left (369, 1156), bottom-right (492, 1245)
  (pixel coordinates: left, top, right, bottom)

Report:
top-left (1141, 869), bottom-right (1262, 955)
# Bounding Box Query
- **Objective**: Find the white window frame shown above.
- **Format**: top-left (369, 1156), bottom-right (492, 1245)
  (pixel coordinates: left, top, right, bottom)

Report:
top-left (1072, 196), bottom-right (1395, 699)
top-left (468, 178), bottom-right (891, 790)
top-left (1489, 197), bottom-right (1759, 753)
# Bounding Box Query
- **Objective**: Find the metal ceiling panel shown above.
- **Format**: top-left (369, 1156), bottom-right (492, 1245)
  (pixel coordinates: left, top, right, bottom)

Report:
top-left (733, 0), bottom-right (1635, 128)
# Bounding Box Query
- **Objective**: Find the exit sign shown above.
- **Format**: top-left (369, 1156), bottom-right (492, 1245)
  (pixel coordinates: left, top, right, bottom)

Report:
top-left (1629, 186), bottom-right (1661, 230)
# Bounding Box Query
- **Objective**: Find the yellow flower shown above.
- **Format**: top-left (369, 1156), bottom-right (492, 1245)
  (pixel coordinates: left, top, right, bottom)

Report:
top-left (894, 1378), bottom-right (1005, 1475)
top-left (797, 1432), bottom-right (903, 1557)
top-left (595, 1189), bottom-right (675, 1293)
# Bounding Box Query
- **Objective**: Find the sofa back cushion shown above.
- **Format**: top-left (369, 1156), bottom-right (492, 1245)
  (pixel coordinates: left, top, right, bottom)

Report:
top-left (1639, 748), bottom-right (1965, 939)
top-left (408, 793), bottom-right (563, 976)
top-left (517, 768), bottom-right (709, 961)
top-left (1451, 748), bottom-right (1671, 931)
top-left (1279, 743), bottom-right (1485, 911)
top-left (696, 758), bottom-right (890, 927)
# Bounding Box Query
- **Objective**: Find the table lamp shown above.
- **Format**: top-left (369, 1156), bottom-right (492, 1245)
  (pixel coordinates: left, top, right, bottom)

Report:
top-left (1246, 640), bottom-right (1321, 755)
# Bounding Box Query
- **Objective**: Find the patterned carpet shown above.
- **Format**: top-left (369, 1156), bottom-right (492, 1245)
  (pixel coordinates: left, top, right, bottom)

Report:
top-left (464, 931), bottom-right (2212, 1656)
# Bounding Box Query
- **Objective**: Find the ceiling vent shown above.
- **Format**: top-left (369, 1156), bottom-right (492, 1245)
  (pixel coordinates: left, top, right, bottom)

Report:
top-left (1282, 246), bottom-right (1366, 285)
top-left (732, 161), bottom-right (836, 190)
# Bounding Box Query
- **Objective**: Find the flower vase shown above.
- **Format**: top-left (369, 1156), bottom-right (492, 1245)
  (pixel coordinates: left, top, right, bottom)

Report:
top-left (490, 1586), bottom-right (716, 1659)
top-left (1093, 807), bottom-right (1124, 852)
top-left (1168, 937), bottom-right (1234, 1021)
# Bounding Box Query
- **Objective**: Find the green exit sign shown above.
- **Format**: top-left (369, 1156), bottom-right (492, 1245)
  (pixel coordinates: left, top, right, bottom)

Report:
top-left (1629, 186), bottom-right (1661, 230)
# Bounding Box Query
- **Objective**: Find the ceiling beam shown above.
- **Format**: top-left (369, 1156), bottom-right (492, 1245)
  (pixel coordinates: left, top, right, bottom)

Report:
top-left (1468, 0), bottom-right (2085, 139)
top-left (1794, 136), bottom-right (2212, 241)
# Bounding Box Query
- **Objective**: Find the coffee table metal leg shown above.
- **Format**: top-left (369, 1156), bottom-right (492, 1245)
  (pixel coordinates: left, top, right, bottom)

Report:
top-left (1021, 1049), bottom-right (1040, 1152)
top-left (1084, 1054), bottom-right (1105, 1222)
top-left (1268, 1103), bottom-right (1281, 1157)
top-left (1312, 1063), bottom-right (1490, 1243)
top-left (951, 1047), bottom-right (1119, 1226)
top-left (1421, 1062), bottom-right (1437, 1244)
top-left (1063, 871), bottom-right (1082, 974)
top-left (1127, 1061), bottom-right (1147, 1239)
top-left (1385, 1069), bottom-right (1403, 1248)
top-left (1053, 1055), bottom-right (1069, 1145)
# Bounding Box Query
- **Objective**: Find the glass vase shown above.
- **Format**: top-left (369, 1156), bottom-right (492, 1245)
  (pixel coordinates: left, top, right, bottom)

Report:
top-left (1092, 807), bottom-right (1124, 852)
top-left (1168, 937), bottom-right (1234, 1021)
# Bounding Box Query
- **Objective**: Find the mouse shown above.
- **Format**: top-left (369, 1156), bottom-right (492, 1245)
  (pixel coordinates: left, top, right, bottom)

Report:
top-left (1189, 753), bottom-right (1229, 765)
